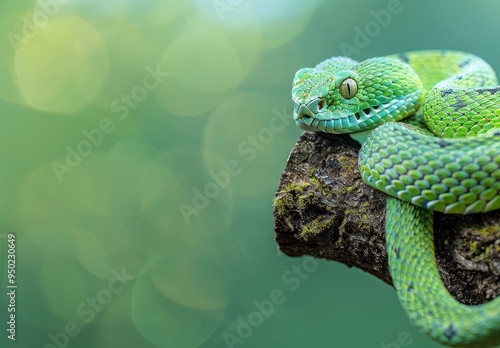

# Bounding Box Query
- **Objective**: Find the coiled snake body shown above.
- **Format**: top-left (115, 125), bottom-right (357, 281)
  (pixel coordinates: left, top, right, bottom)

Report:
top-left (291, 50), bottom-right (500, 347)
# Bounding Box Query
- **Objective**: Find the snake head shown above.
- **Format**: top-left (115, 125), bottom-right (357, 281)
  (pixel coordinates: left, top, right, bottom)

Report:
top-left (292, 67), bottom-right (334, 132)
top-left (292, 57), bottom-right (424, 134)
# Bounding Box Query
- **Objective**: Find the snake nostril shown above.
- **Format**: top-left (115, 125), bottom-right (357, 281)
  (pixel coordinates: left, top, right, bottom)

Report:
top-left (296, 104), bottom-right (314, 120)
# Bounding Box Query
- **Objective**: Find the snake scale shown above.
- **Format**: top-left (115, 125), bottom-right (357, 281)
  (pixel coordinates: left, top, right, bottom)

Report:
top-left (291, 50), bottom-right (500, 347)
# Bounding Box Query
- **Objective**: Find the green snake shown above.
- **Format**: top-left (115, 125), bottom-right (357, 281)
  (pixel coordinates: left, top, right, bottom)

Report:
top-left (291, 50), bottom-right (500, 347)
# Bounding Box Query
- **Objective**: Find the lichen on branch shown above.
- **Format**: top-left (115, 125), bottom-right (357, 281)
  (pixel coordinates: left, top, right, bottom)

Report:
top-left (273, 131), bottom-right (500, 305)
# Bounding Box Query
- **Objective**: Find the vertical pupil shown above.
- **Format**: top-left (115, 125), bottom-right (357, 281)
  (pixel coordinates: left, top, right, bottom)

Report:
top-left (347, 82), bottom-right (351, 96)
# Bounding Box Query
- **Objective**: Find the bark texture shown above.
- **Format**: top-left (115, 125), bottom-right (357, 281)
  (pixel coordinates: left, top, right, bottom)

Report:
top-left (273, 131), bottom-right (500, 305)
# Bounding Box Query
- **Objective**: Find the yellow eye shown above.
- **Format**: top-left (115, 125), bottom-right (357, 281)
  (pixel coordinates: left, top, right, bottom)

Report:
top-left (339, 78), bottom-right (358, 99)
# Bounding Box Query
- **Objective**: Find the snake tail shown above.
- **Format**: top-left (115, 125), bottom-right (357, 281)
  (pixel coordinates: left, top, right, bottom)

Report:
top-left (386, 197), bottom-right (500, 347)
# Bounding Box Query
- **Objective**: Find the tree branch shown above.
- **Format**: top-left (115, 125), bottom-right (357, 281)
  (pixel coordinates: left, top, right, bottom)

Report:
top-left (273, 131), bottom-right (500, 305)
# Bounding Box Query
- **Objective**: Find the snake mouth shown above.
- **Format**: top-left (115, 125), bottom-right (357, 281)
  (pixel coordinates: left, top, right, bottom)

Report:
top-left (293, 102), bottom-right (321, 131)
top-left (294, 106), bottom-right (379, 134)
top-left (294, 115), bottom-right (320, 132)
top-left (293, 96), bottom-right (413, 134)
top-left (297, 115), bottom-right (313, 125)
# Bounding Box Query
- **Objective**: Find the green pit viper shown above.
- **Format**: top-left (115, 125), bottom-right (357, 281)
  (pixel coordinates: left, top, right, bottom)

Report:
top-left (291, 50), bottom-right (500, 347)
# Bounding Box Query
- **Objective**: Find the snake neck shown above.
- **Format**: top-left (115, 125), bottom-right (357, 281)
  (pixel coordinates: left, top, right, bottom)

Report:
top-left (348, 130), bottom-right (372, 145)
top-left (348, 108), bottom-right (427, 145)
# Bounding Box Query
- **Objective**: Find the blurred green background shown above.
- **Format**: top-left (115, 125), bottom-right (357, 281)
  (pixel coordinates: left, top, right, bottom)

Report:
top-left (0, 0), bottom-right (499, 347)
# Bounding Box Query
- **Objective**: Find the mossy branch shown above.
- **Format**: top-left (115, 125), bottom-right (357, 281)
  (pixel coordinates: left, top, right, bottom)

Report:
top-left (273, 131), bottom-right (500, 305)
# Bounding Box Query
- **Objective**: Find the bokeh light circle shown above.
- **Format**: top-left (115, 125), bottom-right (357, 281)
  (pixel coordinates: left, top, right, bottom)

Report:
top-left (154, 77), bottom-right (226, 116)
top-left (203, 93), bottom-right (294, 199)
top-left (160, 29), bottom-right (243, 92)
top-left (132, 272), bottom-right (225, 348)
top-left (192, 0), bottom-right (321, 48)
top-left (151, 239), bottom-right (228, 310)
top-left (14, 15), bottom-right (108, 113)
top-left (145, 145), bottom-right (234, 243)
top-left (125, 0), bottom-right (190, 27)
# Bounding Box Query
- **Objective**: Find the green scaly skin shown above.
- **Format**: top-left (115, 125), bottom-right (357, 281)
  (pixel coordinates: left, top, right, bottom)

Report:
top-left (291, 50), bottom-right (500, 347)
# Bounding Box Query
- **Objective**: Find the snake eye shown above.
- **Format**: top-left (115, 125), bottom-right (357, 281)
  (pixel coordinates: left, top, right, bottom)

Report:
top-left (339, 78), bottom-right (358, 99)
